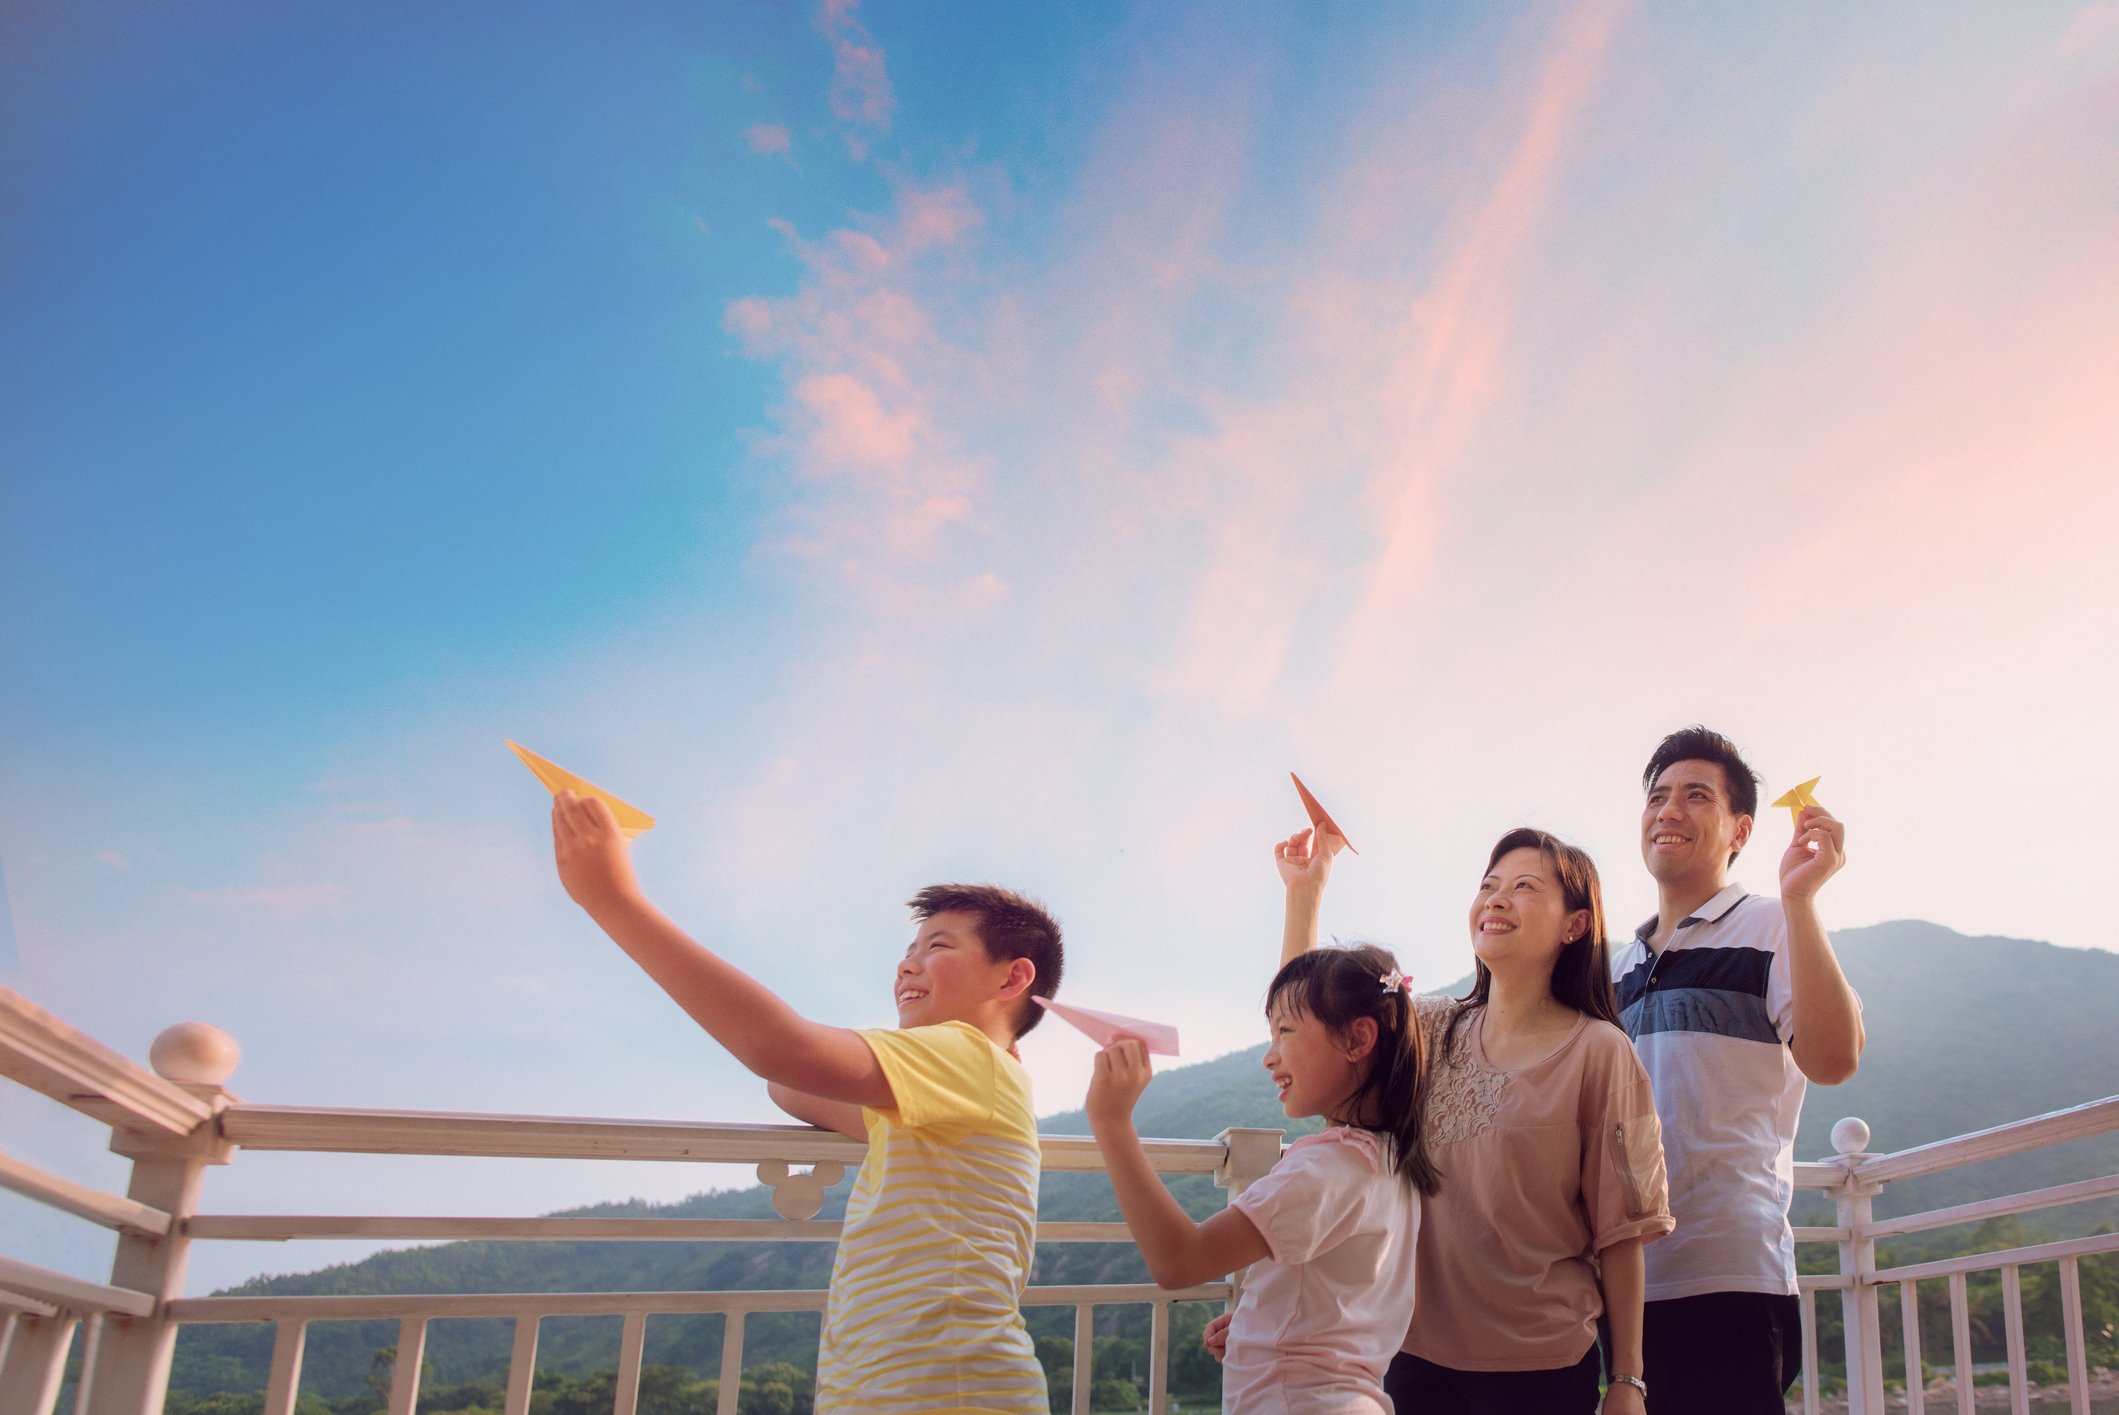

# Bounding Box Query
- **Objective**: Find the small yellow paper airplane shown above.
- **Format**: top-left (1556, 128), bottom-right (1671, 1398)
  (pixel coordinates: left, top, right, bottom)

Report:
top-left (1771, 776), bottom-right (1822, 828)
top-left (1291, 772), bottom-right (1358, 855)
top-left (507, 741), bottom-right (656, 839)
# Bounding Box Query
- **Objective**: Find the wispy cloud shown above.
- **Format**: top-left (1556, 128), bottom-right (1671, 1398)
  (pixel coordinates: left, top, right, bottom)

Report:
top-left (183, 882), bottom-right (346, 920)
top-left (744, 122), bottom-right (791, 158)
top-left (815, 0), bottom-right (893, 160)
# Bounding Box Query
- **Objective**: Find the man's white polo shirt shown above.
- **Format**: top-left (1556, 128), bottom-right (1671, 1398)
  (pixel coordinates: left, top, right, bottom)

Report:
top-left (1611, 883), bottom-right (1842, 1301)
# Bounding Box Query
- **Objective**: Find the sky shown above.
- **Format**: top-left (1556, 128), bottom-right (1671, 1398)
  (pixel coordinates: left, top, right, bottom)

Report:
top-left (3, 0), bottom-right (2116, 1295)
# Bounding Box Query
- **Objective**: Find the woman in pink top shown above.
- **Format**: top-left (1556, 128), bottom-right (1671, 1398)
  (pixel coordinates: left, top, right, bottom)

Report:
top-left (1274, 826), bottom-right (1674, 1415)
top-left (1086, 943), bottom-right (1441, 1414)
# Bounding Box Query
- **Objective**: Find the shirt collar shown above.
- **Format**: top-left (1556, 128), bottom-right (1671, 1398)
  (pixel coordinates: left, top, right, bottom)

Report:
top-left (1634, 882), bottom-right (1752, 945)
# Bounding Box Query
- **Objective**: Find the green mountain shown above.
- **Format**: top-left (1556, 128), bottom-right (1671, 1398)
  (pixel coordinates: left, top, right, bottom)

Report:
top-left (169, 920), bottom-right (2119, 1402)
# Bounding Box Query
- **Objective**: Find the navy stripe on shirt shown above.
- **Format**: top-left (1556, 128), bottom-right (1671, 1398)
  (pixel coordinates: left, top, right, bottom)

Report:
top-left (1618, 946), bottom-right (1780, 1045)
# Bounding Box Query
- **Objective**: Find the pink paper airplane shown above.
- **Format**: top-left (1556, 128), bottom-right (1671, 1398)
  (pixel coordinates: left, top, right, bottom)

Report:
top-left (1033, 997), bottom-right (1180, 1056)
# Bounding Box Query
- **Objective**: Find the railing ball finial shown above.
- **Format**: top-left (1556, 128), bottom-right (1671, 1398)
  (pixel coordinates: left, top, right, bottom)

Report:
top-left (150, 1021), bottom-right (240, 1085)
top-left (1830, 1116), bottom-right (1870, 1157)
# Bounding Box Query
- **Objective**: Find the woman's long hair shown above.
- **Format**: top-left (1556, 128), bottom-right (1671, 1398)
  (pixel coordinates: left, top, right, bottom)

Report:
top-left (1265, 943), bottom-right (1440, 1195)
top-left (1445, 827), bottom-right (1619, 1054)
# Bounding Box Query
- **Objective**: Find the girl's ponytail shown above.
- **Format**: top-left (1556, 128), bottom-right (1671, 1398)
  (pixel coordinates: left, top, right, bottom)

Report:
top-left (1266, 944), bottom-right (1440, 1195)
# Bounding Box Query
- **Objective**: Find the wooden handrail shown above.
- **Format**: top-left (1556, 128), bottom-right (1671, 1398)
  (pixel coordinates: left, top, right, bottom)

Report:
top-left (0, 988), bottom-right (213, 1138)
top-left (1857, 1095), bottom-right (2119, 1185)
top-left (185, 1214), bottom-right (1142, 1243)
top-left (218, 1104), bottom-right (1228, 1172)
top-left (0, 1256), bottom-right (156, 1318)
top-left (0, 1146), bottom-right (172, 1237)
top-left (169, 1281), bottom-right (1231, 1325)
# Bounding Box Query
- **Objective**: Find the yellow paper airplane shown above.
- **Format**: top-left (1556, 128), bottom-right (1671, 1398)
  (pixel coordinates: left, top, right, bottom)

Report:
top-left (507, 741), bottom-right (656, 838)
top-left (1771, 775), bottom-right (1822, 828)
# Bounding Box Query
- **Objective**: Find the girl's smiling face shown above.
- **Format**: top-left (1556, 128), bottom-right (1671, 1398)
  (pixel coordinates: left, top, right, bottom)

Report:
top-left (1261, 1001), bottom-right (1372, 1122)
top-left (1468, 846), bottom-right (1590, 968)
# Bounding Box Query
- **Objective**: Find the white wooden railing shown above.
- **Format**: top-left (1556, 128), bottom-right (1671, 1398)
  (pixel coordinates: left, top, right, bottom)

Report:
top-left (2, 983), bottom-right (2115, 1415)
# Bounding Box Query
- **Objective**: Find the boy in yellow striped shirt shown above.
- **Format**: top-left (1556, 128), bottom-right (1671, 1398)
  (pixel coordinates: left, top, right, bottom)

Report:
top-left (549, 791), bottom-right (1064, 1415)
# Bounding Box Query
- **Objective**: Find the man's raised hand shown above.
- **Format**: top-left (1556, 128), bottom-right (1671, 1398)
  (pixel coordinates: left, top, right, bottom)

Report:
top-left (1779, 804), bottom-right (1846, 902)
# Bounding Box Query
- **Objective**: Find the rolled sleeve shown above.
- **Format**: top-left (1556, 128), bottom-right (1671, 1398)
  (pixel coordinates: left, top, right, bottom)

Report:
top-left (1582, 1054), bottom-right (1675, 1252)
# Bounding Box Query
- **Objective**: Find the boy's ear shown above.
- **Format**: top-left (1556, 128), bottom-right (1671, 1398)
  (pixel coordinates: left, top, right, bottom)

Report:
top-left (1732, 813), bottom-right (1754, 855)
top-left (1343, 1015), bottom-right (1378, 1062)
top-left (997, 957), bottom-right (1036, 1001)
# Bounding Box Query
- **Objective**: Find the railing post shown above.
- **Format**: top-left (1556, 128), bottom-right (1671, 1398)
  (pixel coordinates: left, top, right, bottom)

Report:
top-left (86, 1023), bottom-right (239, 1415)
top-left (1214, 1127), bottom-right (1283, 1318)
top-left (1830, 1117), bottom-right (1886, 1415)
top-left (0, 1312), bottom-right (80, 1415)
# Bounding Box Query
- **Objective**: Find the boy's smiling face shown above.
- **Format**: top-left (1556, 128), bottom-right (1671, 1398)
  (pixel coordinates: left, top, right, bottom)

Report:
top-left (895, 909), bottom-right (1020, 1029)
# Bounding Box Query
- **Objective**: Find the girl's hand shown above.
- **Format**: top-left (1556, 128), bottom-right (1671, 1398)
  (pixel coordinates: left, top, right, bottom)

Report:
top-left (1202, 1310), bottom-right (1231, 1362)
top-left (1085, 1039), bottom-right (1153, 1131)
top-left (1274, 826), bottom-right (1343, 894)
top-left (1778, 804), bottom-right (1846, 902)
top-left (552, 792), bottom-right (643, 914)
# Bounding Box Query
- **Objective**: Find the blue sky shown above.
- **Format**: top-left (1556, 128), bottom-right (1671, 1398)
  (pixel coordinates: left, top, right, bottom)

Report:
top-left (4, 0), bottom-right (2116, 1293)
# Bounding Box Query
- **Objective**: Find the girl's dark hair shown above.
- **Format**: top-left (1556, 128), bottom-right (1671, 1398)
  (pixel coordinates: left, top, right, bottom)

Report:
top-left (1265, 944), bottom-right (1440, 1195)
top-left (1446, 828), bottom-right (1620, 1054)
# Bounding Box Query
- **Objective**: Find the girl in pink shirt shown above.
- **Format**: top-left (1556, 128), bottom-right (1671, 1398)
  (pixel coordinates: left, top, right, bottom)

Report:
top-left (1085, 944), bottom-right (1441, 1415)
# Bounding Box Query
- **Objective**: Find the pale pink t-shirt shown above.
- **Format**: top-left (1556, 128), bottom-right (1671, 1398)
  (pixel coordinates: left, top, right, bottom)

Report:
top-left (1224, 1126), bottom-right (1420, 1415)
top-left (1403, 999), bottom-right (1674, 1372)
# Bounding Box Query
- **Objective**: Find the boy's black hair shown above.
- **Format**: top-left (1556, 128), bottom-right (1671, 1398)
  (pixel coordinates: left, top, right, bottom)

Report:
top-left (907, 884), bottom-right (1064, 1037)
top-left (1265, 944), bottom-right (1440, 1195)
top-left (1643, 724), bottom-right (1761, 864)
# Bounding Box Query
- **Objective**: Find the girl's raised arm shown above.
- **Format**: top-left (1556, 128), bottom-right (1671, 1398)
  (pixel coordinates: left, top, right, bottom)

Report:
top-left (1275, 826), bottom-right (1343, 965)
top-left (1086, 1039), bottom-right (1272, 1289)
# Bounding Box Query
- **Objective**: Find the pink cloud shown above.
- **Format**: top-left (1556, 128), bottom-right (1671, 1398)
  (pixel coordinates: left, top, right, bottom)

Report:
top-left (792, 372), bottom-right (920, 467)
top-left (724, 183), bottom-right (990, 577)
top-left (896, 185), bottom-right (982, 253)
top-left (744, 123), bottom-right (792, 157)
top-left (815, 0), bottom-right (894, 159)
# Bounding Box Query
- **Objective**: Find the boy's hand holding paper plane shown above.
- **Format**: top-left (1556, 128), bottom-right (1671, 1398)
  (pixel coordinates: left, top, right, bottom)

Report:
top-left (509, 740), bottom-right (656, 838)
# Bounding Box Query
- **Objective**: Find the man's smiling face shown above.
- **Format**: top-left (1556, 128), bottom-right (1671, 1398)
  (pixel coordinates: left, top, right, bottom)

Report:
top-left (1642, 758), bottom-right (1753, 888)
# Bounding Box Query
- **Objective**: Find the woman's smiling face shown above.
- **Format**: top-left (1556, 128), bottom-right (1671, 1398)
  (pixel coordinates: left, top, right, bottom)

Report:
top-left (1468, 846), bottom-right (1589, 969)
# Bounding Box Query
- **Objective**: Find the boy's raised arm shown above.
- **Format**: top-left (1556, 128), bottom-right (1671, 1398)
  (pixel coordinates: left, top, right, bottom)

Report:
top-left (552, 792), bottom-right (894, 1109)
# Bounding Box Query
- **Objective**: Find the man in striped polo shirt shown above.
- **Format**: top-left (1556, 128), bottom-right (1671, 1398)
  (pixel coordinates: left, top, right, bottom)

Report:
top-left (1612, 726), bottom-right (1864, 1414)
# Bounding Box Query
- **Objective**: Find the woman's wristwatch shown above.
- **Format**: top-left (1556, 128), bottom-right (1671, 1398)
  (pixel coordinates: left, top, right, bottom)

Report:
top-left (1604, 1373), bottom-right (1649, 1406)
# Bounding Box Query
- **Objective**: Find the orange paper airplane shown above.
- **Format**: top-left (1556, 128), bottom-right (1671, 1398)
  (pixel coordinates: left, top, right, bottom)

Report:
top-left (507, 740), bottom-right (656, 839)
top-left (1290, 772), bottom-right (1358, 854)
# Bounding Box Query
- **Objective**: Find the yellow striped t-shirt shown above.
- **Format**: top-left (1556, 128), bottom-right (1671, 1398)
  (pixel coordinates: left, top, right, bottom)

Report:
top-left (813, 1020), bottom-right (1047, 1415)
